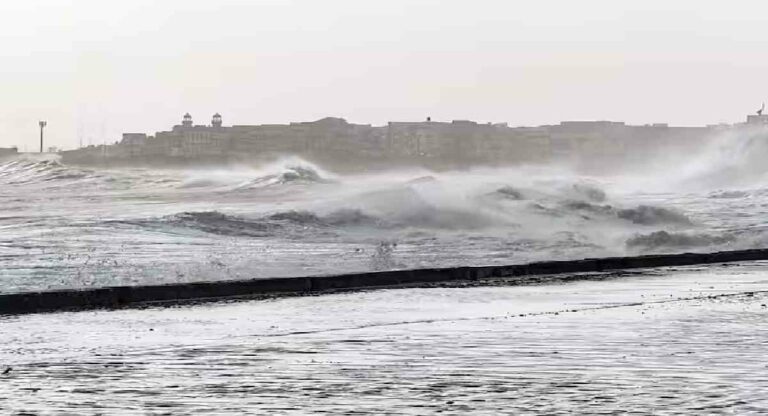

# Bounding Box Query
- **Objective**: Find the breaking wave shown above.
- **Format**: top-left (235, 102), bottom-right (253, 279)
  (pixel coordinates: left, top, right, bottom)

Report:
top-left (175, 158), bottom-right (333, 192)
top-left (616, 205), bottom-right (692, 226)
top-left (666, 128), bottom-right (768, 190)
top-left (626, 230), bottom-right (736, 251)
top-left (524, 198), bottom-right (692, 226)
top-left (0, 157), bottom-right (177, 191)
top-left (709, 190), bottom-right (750, 199)
top-left (230, 158), bottom-right (333, 190)
top-left (118, 208), bottom-right (388, 237)
top-left (0, 158), bottom-right (97, 185)
top-left (268, 209), bottom-right (382, 227)
top-left (235, 165), bottom-right (329, 189)
top-left (164, 211), bottom-right (277, 237)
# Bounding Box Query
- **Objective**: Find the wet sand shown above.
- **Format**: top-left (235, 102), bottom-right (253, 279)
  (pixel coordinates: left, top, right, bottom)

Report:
top-left (2, 262), bottom-right (768, 414)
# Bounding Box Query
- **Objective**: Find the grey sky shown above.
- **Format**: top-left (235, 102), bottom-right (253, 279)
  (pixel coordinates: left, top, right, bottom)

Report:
top-left (2, 0), bottom-right (768, 149)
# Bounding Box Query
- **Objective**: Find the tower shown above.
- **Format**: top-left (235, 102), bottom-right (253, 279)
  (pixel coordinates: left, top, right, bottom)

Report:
top-left (39, 120), bottom-right (47, 153)
top-left (212, 113), bottom-right (222, 128)
top-left (182, 113), bottom-right (193, 127)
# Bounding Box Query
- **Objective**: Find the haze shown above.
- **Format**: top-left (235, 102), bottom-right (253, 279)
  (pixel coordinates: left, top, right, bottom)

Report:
top-left (2, 0), bottom-right (768, 149)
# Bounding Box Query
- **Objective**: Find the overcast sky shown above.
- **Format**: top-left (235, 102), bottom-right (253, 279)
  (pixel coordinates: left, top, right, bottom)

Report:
top-left (2, 0), bottom-right (768, 149)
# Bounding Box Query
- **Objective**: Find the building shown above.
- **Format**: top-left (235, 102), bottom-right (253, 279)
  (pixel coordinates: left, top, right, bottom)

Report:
top-left (747, 114), bottom-right (768, 125)
top-left (58, 109), bottom-right (765, 171)
top-left (0, 147), bottom-right (18, 159)
top-left (152, 113), bottom-right (232, 159)
top-left (746, 103), bottom-right (768, 125)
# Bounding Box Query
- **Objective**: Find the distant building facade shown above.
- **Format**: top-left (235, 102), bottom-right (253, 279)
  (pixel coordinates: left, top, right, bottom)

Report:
top-left (0, 147), bottom-right (18, 159)
top-left (60, 110), bottom-right (763, 171)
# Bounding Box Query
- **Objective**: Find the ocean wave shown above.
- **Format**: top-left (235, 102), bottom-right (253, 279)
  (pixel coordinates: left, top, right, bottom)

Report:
top-left (626, 230), bottom-right (735, 250)
top-left (266, 209), bottom-right (385, 228)
top-left (510, 180), bottom-right (608, 203)
top-left (159, 211), bottom-right (278, 237)
top-left (265, 210), bottom-right (325, 225)
top-left (560, 200), bottom-right (614, 216)
top-left (319, 209), bottom-right (382, 227)
top-left (234, 164), bottom-right (331, 190)
top-left (355, 184), bottom-right (511, 230)
top-left (492, 186), bottom-right (526, 200)
top-left (0, 158), bottom-right (107, 186)
top-left (616, 205), bottom-right (692, 226)
top-left (172, 158), bottom-right (334, 192)
top-left (405, 175), bottom-right (438, 185)
top-left (668, 129), bottom-right (768, 190)
top-left (562, 200), bottom-right (691, 224)
top-left (118, 208), bottom-right (389, 237)
top-left (569, 183), bottom-right (607, 202)
top-left (540, 199), bottom-right (693, 226)
top-left (709, 190), bottom-right (750, 199)
top-left (109, 211), bottom-right (279, 237)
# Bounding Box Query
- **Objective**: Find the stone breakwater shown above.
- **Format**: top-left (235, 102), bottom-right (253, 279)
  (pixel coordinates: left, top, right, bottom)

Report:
top-left (3, 248), bottom-right (768, 315)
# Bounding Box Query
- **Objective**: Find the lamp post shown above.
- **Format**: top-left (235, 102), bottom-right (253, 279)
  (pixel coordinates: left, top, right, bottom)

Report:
top-left (39, 121), bottom-right (47, 153)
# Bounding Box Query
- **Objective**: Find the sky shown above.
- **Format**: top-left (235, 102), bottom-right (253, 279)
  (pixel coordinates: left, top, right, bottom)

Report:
top-left (2, 0), bottom-right (768, 150)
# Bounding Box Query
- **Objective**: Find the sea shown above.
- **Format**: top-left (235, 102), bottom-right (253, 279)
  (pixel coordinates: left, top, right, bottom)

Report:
top-left (1, 130), bottom-right (767, 294)
top-left (1, 130), bottom-right (768, 413)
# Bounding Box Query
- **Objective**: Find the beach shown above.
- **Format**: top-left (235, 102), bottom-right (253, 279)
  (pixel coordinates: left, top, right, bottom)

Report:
top-left (2, 262), bottom-right (767, 414)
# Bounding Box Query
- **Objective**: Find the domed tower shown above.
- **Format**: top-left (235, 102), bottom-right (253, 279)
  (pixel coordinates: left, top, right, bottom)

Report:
top-left (182, 113), bottom-right (193, 127)
top-left (212, 113), bottom-right (222, 128)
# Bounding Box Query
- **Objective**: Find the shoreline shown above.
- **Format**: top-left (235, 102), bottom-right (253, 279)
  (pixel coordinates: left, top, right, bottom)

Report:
top-left (2, 248), bottom-right (768, 316)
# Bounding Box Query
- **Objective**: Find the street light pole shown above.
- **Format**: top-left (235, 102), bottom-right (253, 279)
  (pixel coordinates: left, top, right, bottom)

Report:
top-left (39, 121), bottom-right (47, 153)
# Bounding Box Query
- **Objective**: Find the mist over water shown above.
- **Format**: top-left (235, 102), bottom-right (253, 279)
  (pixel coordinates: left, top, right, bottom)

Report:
top-left (1, 129), bottom-right (767, 293)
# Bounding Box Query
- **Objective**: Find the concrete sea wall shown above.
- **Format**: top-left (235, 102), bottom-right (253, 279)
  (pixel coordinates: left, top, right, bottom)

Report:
top-left (2, 249), bottom-right (768, 315)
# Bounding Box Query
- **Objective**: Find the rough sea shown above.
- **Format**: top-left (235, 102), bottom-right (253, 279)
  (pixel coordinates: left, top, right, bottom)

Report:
top-left (2, 131), bottom-right (768, 413)
top-left (1, 130), bottom-right (767, 294)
